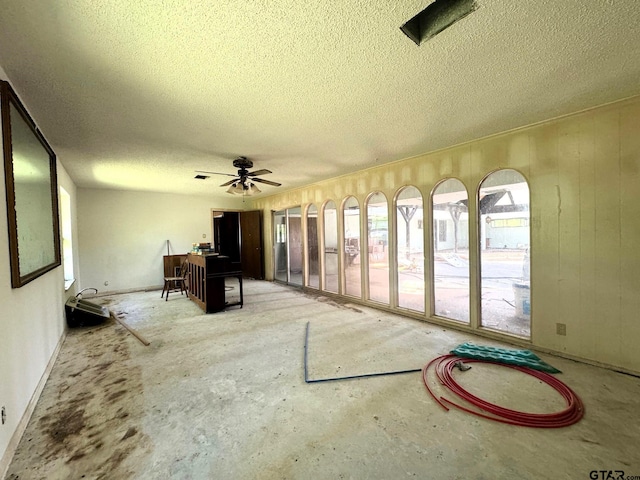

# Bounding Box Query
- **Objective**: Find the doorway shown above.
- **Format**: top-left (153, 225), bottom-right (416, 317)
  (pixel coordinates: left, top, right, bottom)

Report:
top-left (212, 210), bottom-right (264, 279)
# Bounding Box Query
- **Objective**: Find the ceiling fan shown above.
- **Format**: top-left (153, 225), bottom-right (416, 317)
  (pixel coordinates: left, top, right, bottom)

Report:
top-left (196, 157), bottom-right (281, 195)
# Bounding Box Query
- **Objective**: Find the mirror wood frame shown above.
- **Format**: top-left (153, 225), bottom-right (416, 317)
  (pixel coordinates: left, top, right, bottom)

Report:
top-left (1, 80), bottom-right (61, 288)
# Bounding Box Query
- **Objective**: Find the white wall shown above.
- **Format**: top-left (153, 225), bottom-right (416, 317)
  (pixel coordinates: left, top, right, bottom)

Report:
top-left (0, 69), bottom-right (72, 476)
top-left (77, 188), bottom-right (243, 293)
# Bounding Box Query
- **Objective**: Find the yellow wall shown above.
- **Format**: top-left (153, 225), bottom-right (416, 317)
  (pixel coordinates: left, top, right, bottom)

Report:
top-left (251, 95), bottom-right (640, 374)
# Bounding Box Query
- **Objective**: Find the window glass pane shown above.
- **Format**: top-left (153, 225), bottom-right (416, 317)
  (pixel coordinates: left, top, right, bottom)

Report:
top-left (288, 207), bottom-right (303, 286)
top-left (60, 186), bottom-right (74, 286)
top-left (367, 192), bottom-right (389, 304)
top-left (396, 186), bottom-right (425, 312)
top-left (478, 169), bottom-right (530, 337)
top-left (432, 178), bottom-right (470, 322)
top-left (343, 196), bottom-right (361, 298)
top-left (306, 204), bottom-right (319, 288)
top-left (274, 210), bottom-right (287, 282)
top-left (323, 201), bottom-right (339, 293)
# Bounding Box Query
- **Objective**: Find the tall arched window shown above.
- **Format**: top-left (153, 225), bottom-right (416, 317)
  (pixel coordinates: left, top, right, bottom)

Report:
top-left (366, 192), bottom-right (389, 304)
top-left (431, 179), bottom-right (470, 323)
top-left (478, 169), bottom-right (531, 338)
top-left (395, 186), bottom-right (425, 312)
top-left (323, 200), bottom-right (339, 293)
top-left (306, 204), bottom-right (319, 289)
top-left (343, 196), bottom-right (362, 298)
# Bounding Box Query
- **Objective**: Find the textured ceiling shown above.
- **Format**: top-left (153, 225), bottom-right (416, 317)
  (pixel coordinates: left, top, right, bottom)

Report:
top-left (1, 0), bottom-right (639, 199)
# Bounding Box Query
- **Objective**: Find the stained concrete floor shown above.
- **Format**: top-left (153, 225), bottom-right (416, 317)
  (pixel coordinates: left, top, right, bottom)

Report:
top-left (5, 280), bottom-right (640, 479)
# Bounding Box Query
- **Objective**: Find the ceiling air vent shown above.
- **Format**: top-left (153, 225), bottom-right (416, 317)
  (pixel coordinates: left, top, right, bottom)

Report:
top-left (194, 174), bottom-right (209, 180)
top-left (401, 0), bottom-right (478, 46)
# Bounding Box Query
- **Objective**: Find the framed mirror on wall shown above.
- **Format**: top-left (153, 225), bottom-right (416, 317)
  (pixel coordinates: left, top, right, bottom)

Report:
top-left (1, 80), bottom-right (61, 288)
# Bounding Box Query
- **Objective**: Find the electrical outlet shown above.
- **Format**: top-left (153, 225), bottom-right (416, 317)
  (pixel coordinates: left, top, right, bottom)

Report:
top-left (1, 406), bottom-right (6, 425)
top-left (202, 233), bottom-right (206, 238)
top-left (556, 323), bottom-right (567, 336)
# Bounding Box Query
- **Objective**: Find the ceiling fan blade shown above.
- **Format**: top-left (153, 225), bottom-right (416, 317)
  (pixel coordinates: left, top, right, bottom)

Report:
top-left (195, 170), bottom-right (237, 177)
top-left (219, 179), bottom-right (238, 187)
top-left (251, 177), bottom-right (281, 187)
top-left (247, 169), bottom-right (272, 176)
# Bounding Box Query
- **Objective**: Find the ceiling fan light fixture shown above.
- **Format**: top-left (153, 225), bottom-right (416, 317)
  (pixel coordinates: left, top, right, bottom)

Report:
top-left (226, 182), bottom-right (244, 195)
top-left (246, 182), bottom-right (261, 195)
top-left (226, 180), bottom-right (261, 196)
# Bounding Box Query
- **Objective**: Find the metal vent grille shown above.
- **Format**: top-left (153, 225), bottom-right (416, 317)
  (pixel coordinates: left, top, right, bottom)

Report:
top-left (401, 0), bottom-right (479, 46)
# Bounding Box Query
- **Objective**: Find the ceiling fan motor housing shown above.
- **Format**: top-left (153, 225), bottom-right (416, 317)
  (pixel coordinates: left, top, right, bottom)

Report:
top-left (233, 157), bottom-right (253, 170)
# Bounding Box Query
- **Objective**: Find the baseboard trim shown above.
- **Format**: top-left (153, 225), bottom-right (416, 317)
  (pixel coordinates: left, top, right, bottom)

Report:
top-left (0, 330), bottom-right (67, 479)
top-left (82, 285), bottom-right (164, 297)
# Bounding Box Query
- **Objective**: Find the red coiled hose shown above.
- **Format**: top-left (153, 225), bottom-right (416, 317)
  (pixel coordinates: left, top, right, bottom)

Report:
top-left (423, 354), bottom-right (584, 428)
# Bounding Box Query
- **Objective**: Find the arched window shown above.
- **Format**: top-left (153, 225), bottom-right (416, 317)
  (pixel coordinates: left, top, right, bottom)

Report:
top-left (323, 200), bottom-right (339, 293)
top-left (343, 196), bottom-right (362, 298)
top-left (395, 186), bottom-right (425, 312)
top-left (431, 179), bottom-right (470, 323)
top-left (306, 204), bottom-right (319, 289)
top-left (478, 169), bottom-right (531, 338)
top-left (366, 192), bottom-right (389, 304)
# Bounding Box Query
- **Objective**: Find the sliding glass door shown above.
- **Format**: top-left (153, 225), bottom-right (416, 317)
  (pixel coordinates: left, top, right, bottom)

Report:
top-left (274, 210), bottom-right (287, 283)
top-left (287, 207), bottom-right (303, 286)
top-left (273, 207), bottom-right (303, 286)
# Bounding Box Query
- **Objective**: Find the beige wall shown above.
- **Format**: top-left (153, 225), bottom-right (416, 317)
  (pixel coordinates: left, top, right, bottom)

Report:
top-left (0, 70), bottom-right (71, 475)
top-left (77, 188), bottom-right (244, 293)
top-left (252, 95), bottom-right (640, 375)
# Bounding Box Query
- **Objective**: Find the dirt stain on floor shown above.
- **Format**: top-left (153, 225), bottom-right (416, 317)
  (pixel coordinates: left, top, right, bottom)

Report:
top-left (6, 316), bottom-right (152, 479)
top-left (305, 291), bottom-right (364, 313)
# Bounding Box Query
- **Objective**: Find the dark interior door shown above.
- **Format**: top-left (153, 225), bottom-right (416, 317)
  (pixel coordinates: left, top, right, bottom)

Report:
top-left (240, 210), bottom-right (264, 279)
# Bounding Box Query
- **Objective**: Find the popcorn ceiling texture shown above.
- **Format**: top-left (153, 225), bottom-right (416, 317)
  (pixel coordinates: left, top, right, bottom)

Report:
top-left (0, 0), bottom-right (639, 197)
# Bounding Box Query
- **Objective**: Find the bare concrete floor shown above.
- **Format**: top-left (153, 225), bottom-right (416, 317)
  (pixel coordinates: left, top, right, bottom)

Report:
top-left (5, 280), bottom-right (640, 479)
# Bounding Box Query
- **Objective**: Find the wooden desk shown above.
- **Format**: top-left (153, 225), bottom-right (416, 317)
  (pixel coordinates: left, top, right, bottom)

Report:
top-left (187, 253), bottom-right (243, 313)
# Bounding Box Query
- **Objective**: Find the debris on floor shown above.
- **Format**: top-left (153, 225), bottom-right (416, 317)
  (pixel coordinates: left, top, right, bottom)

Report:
top-left (450, 342), bottom-right (561, 373)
